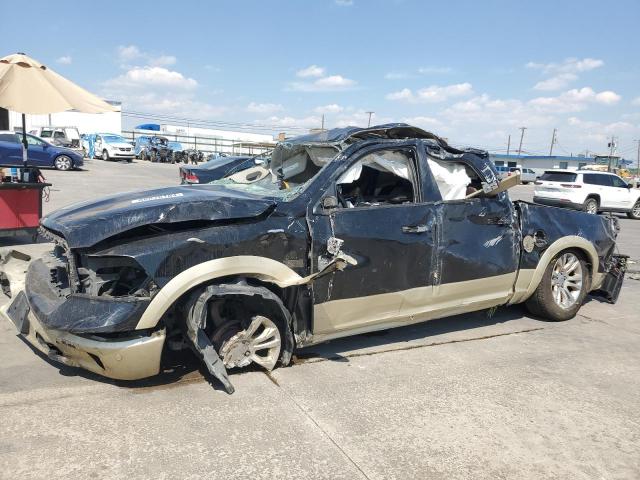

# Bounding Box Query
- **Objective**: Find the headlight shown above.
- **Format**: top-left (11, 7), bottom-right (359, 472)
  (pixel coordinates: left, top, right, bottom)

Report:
top-left (77, 255), bottom-right (158, 298)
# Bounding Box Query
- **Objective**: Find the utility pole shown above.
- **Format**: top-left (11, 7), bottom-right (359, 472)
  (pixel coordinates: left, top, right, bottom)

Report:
top-left (607, 136), bottom-right (616, 172)
top-left (366, 111), bottom-right (374, 127)
top-left (507, 134), bottom-right (511, 155)
top-left (517, 127), bottom-right (527, 156)
top-left (549, 128), bottom-right (557, 156)
top-left (321, 114), bottom-right (325, 131)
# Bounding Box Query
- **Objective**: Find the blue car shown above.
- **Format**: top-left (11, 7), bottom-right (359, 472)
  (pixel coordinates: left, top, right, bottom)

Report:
top-left (0, 131), bottom-right (84, 171)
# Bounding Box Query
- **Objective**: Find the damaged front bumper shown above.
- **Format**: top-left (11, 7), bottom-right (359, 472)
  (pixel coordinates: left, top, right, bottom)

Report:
top-left (1, 257), bottom-right (165, 381)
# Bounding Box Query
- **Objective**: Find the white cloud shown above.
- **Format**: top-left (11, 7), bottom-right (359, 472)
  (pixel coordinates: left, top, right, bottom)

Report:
top-left (631, 97), bottom-right (640, 106)
top-left (315, 75), bottom-right (355, 89)
top-left (402, 116), bottom-right (442, 129)
top-left (386, 88), bottom-right (413, 101)
top-left (526, 57), bottom-right (604, 74)
top-left (149, 55), bottom-right (177, 67)
top-left (117, 45), bottom-right (142, 62)
top-left (418, 66), bottom-right (453, 74)
top-left (527, 58), bottom-right (604, 91)
top-left (386, 83), bottom-right (473, 103)
top-left (246, 102), bottom-right (284, 114)
top-left (384, 72), bottom-right (411, 80)
top-left (56, 55), bottom-right (72, 65)
top-left (117, 45), bottom-right (179, 69)
top-left (314, 104), bottom-right (344, 114)
top-left (296, 65), bottom-right (325, 78)
top-left (533, 73), bottom-right (577, 91)
top-left (264, 115), bottom-right (322, 128)
top-left (529, 87), bottom-right (621, 113)
top-left (105, 66), bottom-right (198, 90)
top-left (289, 74), bottom-right (356, 92)
top-left (335, 0), bottom-right (354, 5)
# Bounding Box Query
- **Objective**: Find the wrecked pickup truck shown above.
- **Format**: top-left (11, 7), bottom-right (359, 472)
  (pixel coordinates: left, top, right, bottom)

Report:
top-left (1, 124), bottom-right (626, 393)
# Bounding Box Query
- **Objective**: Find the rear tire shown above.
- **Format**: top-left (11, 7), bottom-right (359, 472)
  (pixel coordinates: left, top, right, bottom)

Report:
top-left (525, 250), bottom-right (590, 321)
top-left (626, 199), bottom-right (640, 219)
top-left (583, 197), bottom-right (598, 214)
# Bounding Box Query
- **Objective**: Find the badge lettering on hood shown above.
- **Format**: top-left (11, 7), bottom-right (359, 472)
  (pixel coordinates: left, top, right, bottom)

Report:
top-left (131, 193), bottom-right (184, 204)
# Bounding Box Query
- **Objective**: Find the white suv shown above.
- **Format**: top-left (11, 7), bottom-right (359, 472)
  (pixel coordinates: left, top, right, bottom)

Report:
top-left (534, 170), bottom-right (640, 219)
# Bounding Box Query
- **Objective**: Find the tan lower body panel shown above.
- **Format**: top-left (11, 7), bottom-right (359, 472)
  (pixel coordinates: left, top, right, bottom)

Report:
top-left (6, 308), bottom-right (166, 381)
top-left (311, 273), bottom-right (516, 344)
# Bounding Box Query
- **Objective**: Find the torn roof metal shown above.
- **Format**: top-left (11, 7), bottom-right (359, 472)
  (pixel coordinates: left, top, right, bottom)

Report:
top-left (279, 123), bottom-right (486, 156)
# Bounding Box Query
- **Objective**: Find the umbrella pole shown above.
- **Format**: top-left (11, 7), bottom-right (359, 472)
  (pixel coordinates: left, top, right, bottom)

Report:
top-left (21, 113), bottom-right (28, 166)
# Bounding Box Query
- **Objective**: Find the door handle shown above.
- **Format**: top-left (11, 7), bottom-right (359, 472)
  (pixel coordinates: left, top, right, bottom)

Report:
top-left (402, 225), bottom-right (428, 234)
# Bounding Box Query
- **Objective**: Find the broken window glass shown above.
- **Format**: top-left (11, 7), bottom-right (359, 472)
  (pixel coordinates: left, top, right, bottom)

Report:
top-left (336, 149), bottom-right (416, 208)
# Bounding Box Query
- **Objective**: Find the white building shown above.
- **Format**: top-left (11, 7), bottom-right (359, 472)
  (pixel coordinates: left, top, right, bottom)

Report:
top-left (1, 102), bottom-right (122, 135)
top-left (159, 124), bottom-right (274, 144)
top-left (130, 123), bottom-right (277, 156)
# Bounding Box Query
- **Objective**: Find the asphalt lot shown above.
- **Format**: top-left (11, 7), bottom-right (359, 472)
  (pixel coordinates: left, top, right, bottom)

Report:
top-left (1, 158), bottom-right (639, 479)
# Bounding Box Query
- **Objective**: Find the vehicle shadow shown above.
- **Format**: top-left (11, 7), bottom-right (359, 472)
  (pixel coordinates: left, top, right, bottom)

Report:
top-left (293, 304), bottom-right (539, 364)
top-left (16, 303), bottom-right (546, 394)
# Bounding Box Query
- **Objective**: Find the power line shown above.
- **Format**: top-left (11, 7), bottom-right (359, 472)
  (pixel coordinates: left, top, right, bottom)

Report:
top-left (121, 110), bottom-right (310, 133)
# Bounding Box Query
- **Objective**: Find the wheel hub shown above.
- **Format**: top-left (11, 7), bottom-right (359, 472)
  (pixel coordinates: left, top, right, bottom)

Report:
top-left (219, 315), bottom-right (281, 370)
top-left (551, 253), bottom-right (583, 309)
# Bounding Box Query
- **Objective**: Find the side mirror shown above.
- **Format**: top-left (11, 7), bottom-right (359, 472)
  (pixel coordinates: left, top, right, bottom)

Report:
top-left (627, 183), bottom-right (633, 189)
top-left (322, 196), bottom-right (339, 210)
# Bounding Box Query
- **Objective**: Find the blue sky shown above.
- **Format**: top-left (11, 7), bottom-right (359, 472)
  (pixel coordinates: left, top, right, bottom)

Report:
top-left (4, 0), bottom-right (640, 156)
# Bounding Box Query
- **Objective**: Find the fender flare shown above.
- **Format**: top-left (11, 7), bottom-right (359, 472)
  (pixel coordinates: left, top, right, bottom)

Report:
top-left (510, 235), bottom-right (604, 305)
top-left (135, 256), bottom-right (305, 330)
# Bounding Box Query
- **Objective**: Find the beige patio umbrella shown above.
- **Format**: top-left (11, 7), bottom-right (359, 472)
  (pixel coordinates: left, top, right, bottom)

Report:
top-left (0, 52), bottom-right (117, 166)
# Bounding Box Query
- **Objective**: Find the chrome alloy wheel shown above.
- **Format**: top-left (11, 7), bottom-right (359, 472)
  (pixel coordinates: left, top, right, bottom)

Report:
top-left (632, 201), bottom-right (640, 218)
top-left (54, 155), bottom-right (71, 170)
top-left (550, 253), bottom-right (583, 309)
top-left (220, 316), bottom-right (281, 370)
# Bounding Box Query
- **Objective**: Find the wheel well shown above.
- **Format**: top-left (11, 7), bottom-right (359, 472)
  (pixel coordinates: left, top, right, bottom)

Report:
top-left (585, 194), bottom-right (600, 204)
top-left (165, 275), bottom-right (305, 339)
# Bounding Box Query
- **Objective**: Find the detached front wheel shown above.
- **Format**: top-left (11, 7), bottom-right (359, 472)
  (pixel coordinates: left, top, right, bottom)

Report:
top-left (525, 251), bottom-right (590, 321)
top-left (185, 283), bottom-right (294, 374)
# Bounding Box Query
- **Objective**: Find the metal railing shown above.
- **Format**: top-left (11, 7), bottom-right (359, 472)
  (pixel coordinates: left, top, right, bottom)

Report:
top-left (121, 130), bottom-right (275, 156)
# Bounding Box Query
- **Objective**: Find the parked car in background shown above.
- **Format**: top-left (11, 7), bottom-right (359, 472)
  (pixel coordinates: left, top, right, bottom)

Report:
top-left (168, 141), bottom-right (184, 163)
top-left (135, 135), bottom-right (173, 162)
top-left (94, 133), bottom-right (135, 162)
top-left (29, 126), bottom-right (82, 155)
top-left (179, 155), bottom-right (254, 184)
top-left (0, 131), bottom-right (83, 170)
top-left (495, 165), bottom-right (538, 184)
top-left (534, 169), bottom-right (640, 218)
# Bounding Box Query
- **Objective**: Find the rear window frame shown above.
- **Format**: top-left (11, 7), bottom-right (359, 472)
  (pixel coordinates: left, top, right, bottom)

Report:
top-left (539, 171), bottom-right (577, 183)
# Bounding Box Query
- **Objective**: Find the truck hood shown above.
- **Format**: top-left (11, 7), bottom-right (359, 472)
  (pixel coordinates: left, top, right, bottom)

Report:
top-left (41, 185), bottom-right (276, 248)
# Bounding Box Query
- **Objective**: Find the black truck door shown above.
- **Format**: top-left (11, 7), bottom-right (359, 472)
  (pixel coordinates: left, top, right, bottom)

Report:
top-left (308, 144), bottom-right (438, 336)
